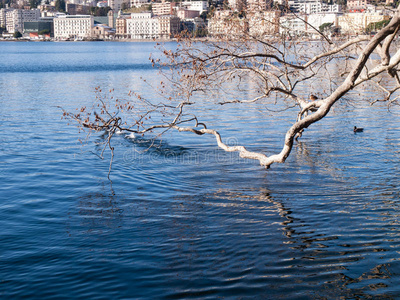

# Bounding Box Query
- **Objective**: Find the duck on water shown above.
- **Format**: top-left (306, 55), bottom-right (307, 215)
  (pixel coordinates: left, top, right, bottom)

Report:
top-left (354, 126), bottom-right (364, 132)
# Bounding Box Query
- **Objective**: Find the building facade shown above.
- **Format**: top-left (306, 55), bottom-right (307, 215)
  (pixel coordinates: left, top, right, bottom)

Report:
top-left (306, 12), bottom-right (341, 34)
top-left (126, 12), bottom-right (159, 39)
top-left (53, 14), bottom-right (94, 39)
top-left (92, 24), bottom-right (115, 38)
top-left (208, 10), bottom-right (248, 37)
top-left (23, 19), bottom-right (53, 36)
top-left (181, 1), bottom-right (208, 13)
top-left (246, 0), bottom-right (272, 12)
top-left (338, 12), bottom-right (389, 34)
top-left (279, 14), bottom-right (308, 35)
top-left (177, 8), bottom-right (200, 20)
top-left (289, 0), bottom-right (341, 14)
top-left (248, 10), bottom-right (280, 36)
top-left (6, 9), bottom-right (40, 34)
top-left (66, 3), bottom-right (91, 15)
top-left (124, 12), bottom-right (180, 39)
top-left (347, 0), bottom-right (367, 11)
top-left (0, 8), bottom-right (12, 28)
top-left (152, 2), bottom-right (175, 16)
top-left (158, 15), bottom-right (180, 38)
top-left (116, 16), bottom-right (127, 36)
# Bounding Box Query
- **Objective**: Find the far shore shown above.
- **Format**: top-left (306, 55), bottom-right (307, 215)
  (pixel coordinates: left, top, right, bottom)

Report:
top-left (0, 37), bottom-right (212, 43)
top-left (0, 35), bottom-right (370, 43)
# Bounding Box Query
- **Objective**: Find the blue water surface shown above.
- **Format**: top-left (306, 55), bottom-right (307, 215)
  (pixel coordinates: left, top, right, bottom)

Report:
top-left (1, 41), bottom-right (400, 299)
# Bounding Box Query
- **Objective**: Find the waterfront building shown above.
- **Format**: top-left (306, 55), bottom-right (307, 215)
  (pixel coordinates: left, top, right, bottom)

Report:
top-left (338, 12), bottom-right (389, 34)
top-left (126, 12), bottom-right (159, 39)
top-left (5, 9), bottom-right (40, 34)
top-left (181, 16), bottom-right (206, 34)
top-left (115, 10), bottom-right (131, 37)
top-left (92, 24), bottom-right (116, 38)
top-left (125, 12), bottom-right (180, 39)
top-left (0, 8), bottom-right (14, 28)
top-left (158, 14), bottom-right (180, 38)
top-left (53, 14), bottom-right (94, 39)
top-left (23, 18), bottom-right (53, 37)
top-left (116, 16), bottom-right (127, 36)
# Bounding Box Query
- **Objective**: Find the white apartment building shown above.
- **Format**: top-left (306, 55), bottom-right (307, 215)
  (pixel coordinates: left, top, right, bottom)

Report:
top-left (53, 15), bottom-right (94, 39)
top-left (279, 14), bottom-right (308, 35)
top-left (125, 12), bottom-right (180, 39)
top-left (5, 9), bottom-right (40, 34)
top-left (181, 1), bottom-right (208, 13)
top-left (0, 8), bottom-right (12, 28)
top-left (306, 12), bottom-right (341, 34)
top-left (289, 0), bottom-right (341, 14)
top-left (126, 12), bottom-right (159, 39)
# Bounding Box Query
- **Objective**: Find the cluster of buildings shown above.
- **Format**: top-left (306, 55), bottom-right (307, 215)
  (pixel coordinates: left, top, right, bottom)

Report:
top-left (208, 0), bottom-right (393, 37)
top-left (0, 0), bottom-right (395, 40)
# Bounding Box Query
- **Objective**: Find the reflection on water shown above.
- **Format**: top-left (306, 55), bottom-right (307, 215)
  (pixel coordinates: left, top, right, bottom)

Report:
top-left (0, 42), bottom-right (400, 299)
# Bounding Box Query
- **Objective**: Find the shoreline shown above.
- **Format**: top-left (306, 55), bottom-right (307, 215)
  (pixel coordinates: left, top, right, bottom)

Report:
top-left (0, 35), bottom-right (369, 43)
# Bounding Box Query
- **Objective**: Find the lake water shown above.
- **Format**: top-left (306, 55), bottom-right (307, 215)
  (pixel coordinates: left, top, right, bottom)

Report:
top-left (1, 41), bottom-right (400, 299)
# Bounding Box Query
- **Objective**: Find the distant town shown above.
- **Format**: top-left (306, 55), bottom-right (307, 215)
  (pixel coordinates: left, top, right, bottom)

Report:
top-left (0, 0), bottom-right (395, 41)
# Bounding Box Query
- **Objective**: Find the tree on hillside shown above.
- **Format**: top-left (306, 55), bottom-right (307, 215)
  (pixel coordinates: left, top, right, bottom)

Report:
top-left (29, 0), bottom-right (40, 8)
top-left (63, 7), bottom-right (400, 174)
top-left (55, 0), bottom-right (66, 12)
top-left (90, 6), bottom-right (112, 16)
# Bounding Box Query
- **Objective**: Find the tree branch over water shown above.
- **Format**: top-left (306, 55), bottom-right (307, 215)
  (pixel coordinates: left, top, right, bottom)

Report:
top-left (64, 6), bottom-right (400, 172)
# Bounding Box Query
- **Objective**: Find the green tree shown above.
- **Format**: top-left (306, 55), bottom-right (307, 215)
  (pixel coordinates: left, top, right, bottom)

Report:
top-left (366, 19), bottom-right (391, 33)
top-left (55, 0), bottom-right (66, 12)
top-left (90, 6), bottom-right (112, 16)
top-left (319, 22), bottom-right (333, 32)
top-left (200, 11), bottom-right (208, 21)
top-left (13, 31), bottom-right (22, 38)
top-left (29, 0), bottom-right (40, 8)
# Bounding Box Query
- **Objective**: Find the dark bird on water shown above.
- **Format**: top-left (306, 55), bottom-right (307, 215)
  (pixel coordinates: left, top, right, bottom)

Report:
top-left (354, 126), bottom-right (364, 132)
